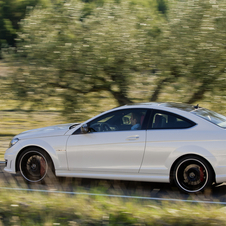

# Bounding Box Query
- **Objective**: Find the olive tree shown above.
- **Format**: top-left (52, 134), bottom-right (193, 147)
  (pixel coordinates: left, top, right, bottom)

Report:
top-left (6, 0), bottom-right (226, 117)
top-left (4, 0), bottom-right (161, 116)
top-left (0, 0), bottom-right (48, 58)
top-left (148, 0), bottom-right (226, 107)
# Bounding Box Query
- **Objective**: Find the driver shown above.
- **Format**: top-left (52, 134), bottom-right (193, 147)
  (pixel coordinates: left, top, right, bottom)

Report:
top-left (130, 112), bottom-right (141, 130)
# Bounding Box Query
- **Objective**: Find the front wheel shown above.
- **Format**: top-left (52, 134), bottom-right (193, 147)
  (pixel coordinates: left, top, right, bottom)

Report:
top-left (18, 147), bottom-right (55, 183)
top-left (173, 156), bottom-right (213, 193)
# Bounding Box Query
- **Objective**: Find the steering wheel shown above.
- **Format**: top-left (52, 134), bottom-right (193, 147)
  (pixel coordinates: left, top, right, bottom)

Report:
top-left (100, 123), bottom-right (111, 132)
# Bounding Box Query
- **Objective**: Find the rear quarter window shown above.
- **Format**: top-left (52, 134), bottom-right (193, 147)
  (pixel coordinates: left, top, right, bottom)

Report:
top-left (149, 110), bottom-right (196, 129)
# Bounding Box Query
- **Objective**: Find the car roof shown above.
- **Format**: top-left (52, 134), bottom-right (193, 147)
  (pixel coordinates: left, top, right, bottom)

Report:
top-left (123, 102), bottom-right (196, 112)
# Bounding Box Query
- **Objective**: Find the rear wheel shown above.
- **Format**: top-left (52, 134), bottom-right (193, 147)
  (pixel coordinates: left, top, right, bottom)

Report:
top-left (18, 147), bottom-right (55, 183)
top-left (173, 156), bottom-right (213, 193)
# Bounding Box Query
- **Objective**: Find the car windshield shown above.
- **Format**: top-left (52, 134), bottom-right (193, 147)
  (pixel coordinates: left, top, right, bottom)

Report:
top-left (192, 108), bottom-right (226, 128)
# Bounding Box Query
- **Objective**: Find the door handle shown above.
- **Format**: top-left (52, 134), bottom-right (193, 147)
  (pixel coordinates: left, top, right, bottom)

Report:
top-left (126, 135), bottom-right (139, 140)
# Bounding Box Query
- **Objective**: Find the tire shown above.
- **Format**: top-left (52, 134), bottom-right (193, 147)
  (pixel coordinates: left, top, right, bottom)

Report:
top-left (173, 155), bottom-right (213, 193)
top-left (18, 147), bottom-right (55, 183)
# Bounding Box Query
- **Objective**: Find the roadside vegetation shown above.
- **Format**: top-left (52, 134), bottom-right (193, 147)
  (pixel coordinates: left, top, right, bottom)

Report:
top-left (0, 188), bottom-right (225, 225)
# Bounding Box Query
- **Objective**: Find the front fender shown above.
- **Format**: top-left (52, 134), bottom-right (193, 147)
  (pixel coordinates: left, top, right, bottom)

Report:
top-left (5, 136), bottom-right (69, 174)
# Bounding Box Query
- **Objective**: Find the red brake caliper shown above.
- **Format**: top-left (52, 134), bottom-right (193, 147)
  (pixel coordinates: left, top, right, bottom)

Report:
top-left (40, 157), bottom-right (46, 177)
top-left (200, 166), bottom-right (204, 182)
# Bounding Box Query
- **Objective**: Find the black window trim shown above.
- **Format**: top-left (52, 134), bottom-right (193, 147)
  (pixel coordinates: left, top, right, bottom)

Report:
top-left (147, 109), bottom-right (197, 130)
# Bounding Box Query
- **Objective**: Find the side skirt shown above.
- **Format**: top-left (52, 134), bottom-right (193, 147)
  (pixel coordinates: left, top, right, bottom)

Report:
top-left (55, 170), bottom-right (170, 183)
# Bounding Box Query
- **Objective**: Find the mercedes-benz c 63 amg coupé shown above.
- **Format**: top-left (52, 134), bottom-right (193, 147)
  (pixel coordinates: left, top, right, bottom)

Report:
top-left (4, 102), bottom-right (226, 193)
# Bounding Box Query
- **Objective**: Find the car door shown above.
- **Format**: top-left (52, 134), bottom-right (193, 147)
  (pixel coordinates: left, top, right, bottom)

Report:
top-left (140, 110), bottom-right (197, 175)
top-left (66, 108), bottom-right (149, 173)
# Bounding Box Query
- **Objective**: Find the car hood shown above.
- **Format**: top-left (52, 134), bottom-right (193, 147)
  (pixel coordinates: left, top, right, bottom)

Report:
top-left (15, 123), bottom-right (80, 139)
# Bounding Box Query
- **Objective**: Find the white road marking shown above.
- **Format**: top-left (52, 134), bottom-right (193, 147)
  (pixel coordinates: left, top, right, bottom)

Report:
top-left (0, 186), bottom-right (225, 205)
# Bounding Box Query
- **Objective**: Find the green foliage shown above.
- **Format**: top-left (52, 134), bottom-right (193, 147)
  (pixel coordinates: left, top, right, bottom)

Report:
top-left (129, 0), bottom-right (168, 15)
top-left (0, 0), bottom-right (46, 58)
top-left (0, 0), bottom-right (168, 57)
top-left (3, 0), bottom-right (226, 115)
top-left (0, 189), bottom-right (225, 225)
top-left (145, 0), bottom-right (226, 109)
top-left (157, 0), bottom-right (168, 14)
top-left (4, 0), bottom-right (163, 116)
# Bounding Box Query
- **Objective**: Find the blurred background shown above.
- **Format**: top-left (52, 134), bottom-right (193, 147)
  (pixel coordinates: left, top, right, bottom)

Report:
top-left (1, 1), bottom-right (226, 224)
top-left (0, 0), bottom-right (226, 157)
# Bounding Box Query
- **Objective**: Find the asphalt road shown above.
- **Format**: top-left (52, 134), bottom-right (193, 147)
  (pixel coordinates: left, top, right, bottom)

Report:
top-left (1, 163), bottom-right (226, 203)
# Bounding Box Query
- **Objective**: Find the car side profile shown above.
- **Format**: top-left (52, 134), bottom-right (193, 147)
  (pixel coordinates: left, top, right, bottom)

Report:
top-left (4, 102), bottom-right (226, 193)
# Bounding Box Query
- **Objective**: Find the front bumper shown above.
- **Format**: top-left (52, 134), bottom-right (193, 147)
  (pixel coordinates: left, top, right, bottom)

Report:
top-left (4, 152), bottom-right (17, 174)
top-left (1, 160), bottom-right (16, 174)
top-left (0, 160), bottom-right (11, 174)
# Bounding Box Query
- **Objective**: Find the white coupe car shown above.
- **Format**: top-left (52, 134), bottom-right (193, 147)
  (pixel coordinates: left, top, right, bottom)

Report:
top-left (4, 102), bottom-right (226, 193)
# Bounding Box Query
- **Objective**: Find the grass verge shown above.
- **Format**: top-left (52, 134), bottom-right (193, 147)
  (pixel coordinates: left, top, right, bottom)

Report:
top-left (0, 189), bottom-right (225, 225)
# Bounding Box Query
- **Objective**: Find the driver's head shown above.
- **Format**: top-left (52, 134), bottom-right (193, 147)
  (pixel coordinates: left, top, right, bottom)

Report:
top-left (131, 112), bottom-right (141, 126)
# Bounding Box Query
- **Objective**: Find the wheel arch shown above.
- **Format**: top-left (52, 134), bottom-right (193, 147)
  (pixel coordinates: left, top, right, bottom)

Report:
top-left (15, 145), bottom-right (55, 173)
top-left (169, 154), bottom-right (216, 184)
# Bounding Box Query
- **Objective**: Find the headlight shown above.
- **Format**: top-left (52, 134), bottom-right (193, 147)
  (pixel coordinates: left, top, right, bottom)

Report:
top-left (9, 138), bottom-right (19, 148)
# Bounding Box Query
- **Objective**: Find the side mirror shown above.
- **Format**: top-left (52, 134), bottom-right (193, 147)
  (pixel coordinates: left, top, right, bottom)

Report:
top-left (81, 123), bottom-right (89, 134)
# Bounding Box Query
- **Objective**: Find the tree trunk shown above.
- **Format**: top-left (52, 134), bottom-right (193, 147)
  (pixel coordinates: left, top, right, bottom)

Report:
top-left (111, 90), bottom-right (133, 106)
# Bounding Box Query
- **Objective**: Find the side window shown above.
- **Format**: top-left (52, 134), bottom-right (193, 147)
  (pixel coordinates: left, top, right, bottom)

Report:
top-left (150, 111), bottom-right (195, 129)
top-left (88, 109), bottom-right (148, 132)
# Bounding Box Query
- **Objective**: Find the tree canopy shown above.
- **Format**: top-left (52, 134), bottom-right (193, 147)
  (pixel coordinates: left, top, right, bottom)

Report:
top-left (4, 0), bottom-right (163, 115)
top-left (150, 0), bottom-right (226, 107)
top-left (3, 0), bottom-right (226, 117)
top-left (0, 0), bottom-right (44, 57)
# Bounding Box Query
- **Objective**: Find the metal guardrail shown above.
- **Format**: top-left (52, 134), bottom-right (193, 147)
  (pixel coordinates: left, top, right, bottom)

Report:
top-left (0, 186), bottom-right (225, 205)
